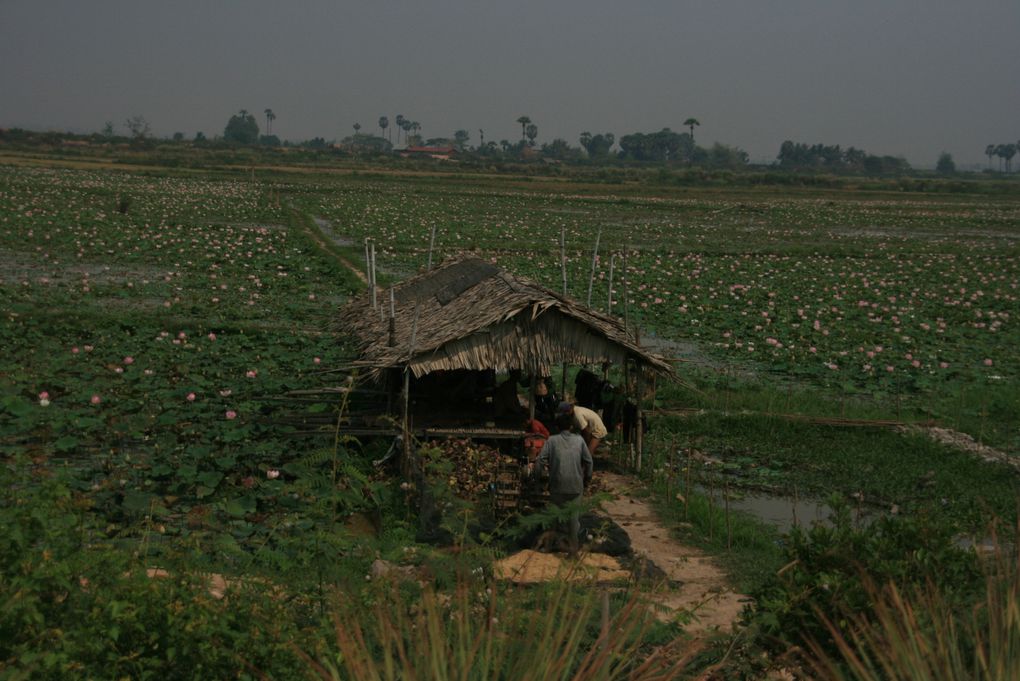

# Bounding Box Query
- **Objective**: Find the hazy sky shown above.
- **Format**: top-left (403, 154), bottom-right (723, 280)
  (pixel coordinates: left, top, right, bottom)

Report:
top-left (2, 0), bottom-right (1018, 167)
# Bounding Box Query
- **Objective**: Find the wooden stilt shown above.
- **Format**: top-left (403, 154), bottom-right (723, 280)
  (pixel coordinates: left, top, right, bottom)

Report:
top-left (528, 374), bottom-right (536, 421)
top-left (635, 365), bottom-right (643, 473)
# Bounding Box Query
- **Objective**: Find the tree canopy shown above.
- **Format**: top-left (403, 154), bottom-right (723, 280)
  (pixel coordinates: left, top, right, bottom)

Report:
top-left (224, 110), bottom-right (260, 145)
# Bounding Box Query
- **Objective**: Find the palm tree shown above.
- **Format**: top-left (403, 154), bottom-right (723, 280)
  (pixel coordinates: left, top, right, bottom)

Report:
top-left (395, 114), bottom-right (405, 144)
top-left (379, 116), bottom-right (389, 141)
top-left (402, 120), bottom-right (413, 144)
top-left (995, 144), bottom-right (1007, 172)
top-left (264, 109), bottom-right (275, 135)
top-left (525, 123), bottom-right (538, 147)
top-left (411, 121), bottom-right (421, 143)
top-left (1005, 143), bottom-right (1018, 173)
top-left (353, 122), bottom-right (361, 136)
top-left (985, 144), bottom-right (996, 170)
top-left (479, 129), bottom-right (484, 147)
top-left (516, 116), bottom-right (531, 141)
top-left (683, 118), bottom-right (700, 145)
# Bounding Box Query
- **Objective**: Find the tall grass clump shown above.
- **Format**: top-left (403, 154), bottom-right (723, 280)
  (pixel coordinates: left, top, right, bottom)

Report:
top-left (808, 536), bottom-right (1020, 680)
top-left (302, 581), bottom-right (696, 680)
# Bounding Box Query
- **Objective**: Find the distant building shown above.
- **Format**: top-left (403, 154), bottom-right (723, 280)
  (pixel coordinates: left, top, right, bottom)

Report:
top-left (399, 145), bottom-right (458, 161)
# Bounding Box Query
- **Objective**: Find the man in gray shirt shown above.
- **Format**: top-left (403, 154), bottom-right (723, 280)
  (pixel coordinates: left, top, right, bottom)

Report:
top-left (533, 412), bottom-right (593, 553)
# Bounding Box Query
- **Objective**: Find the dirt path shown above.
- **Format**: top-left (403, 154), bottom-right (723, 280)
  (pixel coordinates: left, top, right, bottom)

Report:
top-left (598, 472), bottom-right (748, 634)
top-left (293, 211), bottom-right (368, 285)
top-left (904, 425), bottom-right (1020, 471)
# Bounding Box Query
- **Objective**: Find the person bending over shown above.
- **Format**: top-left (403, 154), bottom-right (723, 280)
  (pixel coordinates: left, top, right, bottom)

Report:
top-left (559, 402), bottom-right (608, 456)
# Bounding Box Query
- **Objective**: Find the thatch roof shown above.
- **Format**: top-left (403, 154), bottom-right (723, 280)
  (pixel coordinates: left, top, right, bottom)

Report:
top-left (336, 257), bottom-right (673, 379)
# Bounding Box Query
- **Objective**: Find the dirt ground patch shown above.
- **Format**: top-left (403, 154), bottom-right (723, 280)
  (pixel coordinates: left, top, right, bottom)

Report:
top-left (905, 425), bottom-right (1020, 471)
top-left (598, 472), bottom-right (748, 633)
top-left (494, 550), bottom-right (630, 584)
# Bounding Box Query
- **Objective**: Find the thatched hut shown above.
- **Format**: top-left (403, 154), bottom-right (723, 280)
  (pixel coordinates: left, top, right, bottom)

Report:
top-left (336, 256), bottom-right (671, 446)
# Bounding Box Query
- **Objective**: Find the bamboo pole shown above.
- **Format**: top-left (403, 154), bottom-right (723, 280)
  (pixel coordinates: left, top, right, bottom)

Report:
top-left (707, 477), bottom-right (715, 541)
top-left (792, 486), bottom-right (799, 529)
top-left (635, 365), bottom-right (643, 473)
top-left (586, 227), bottom-right (602, 307)
top-left (401, 305), bottom-right (422, 474)
top-left (607, 253), bottom-right (615, 315)
top-left (560, 225), bottom-right (567, 296)
top-left (528, 374), bottom-right (536, 421)
top-left (560, 226), bottom-right (568, 400)
top-left (622, 244), bottom-right (630, 334)
top-left (369, 240), bottom-right (378, 310)
top-left (427, 224), bottom-right (437, 269)
top-left (724, 479), bottom-right (732, 550)
top-left (684, 448), bottom-right (691, 522)
top-left (364, 238), bottom-right (371, 282)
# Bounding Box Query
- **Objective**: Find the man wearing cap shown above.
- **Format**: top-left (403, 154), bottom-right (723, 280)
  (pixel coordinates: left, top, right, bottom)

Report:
top-left (559, 401), bottom-right (608, 456)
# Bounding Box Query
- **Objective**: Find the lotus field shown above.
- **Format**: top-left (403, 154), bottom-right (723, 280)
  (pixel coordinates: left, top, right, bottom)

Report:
top-left (309, 182), bottom-right (1019, 411)
top-left (3, 162), bottom-right (1020, 676)
top-left (0, 166), bottom-right (362, 541)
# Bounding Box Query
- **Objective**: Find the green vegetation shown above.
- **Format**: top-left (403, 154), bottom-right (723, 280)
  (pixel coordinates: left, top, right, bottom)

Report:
top-left (1, 156), bottom-right (1017, 677)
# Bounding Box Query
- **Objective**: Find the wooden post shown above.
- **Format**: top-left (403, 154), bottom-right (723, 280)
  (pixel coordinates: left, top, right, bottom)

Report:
top-left (401, 365), bottom-right (411, 476)
top-left (364, 238), bottom-right (371, 283)
top-left (401, 305), bottom-right (421, 476)
top-left (707, 478), bottom-right (715, 540)
top-left (684, 448), bottom-right (692, 521)
top-left (635, 365), bottom-right (643, 473)
top-left (607, 253), bottom-right (615, 315)
top-left (586, 227), bottom-right (602, 307)
top-left (724, 479), bottom-right (732, 550)
top-left (369, 240), bottom-right (378, 310)
top-left (622, 244), bottom-right (630, 333)
top-left (560, 226), bottom-right (568, 401)
top-left (528, 374), bottom-right (537, 421)
top-left (387, 287), bottom-right (396, 347)
top-left (792, 486), bottom-right (799, 529)
top-left (427, 224), bottom-right (437, 269)
top-left (560, 225), bottom-right (567, 296)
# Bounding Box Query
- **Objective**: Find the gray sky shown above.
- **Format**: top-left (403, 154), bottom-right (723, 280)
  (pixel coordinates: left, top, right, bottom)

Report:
top-left (2, 0), bottom-right (1018, 167)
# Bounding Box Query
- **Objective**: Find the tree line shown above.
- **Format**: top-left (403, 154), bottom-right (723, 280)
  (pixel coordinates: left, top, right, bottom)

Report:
top-left (777, 141), bottom-right (911, 174)
top-left (984, 143), bottom-right (1018, 172)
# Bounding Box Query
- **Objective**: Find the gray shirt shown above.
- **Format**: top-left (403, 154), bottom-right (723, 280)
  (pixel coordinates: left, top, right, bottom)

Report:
top-left (536, 431), bottom-right (593, 495)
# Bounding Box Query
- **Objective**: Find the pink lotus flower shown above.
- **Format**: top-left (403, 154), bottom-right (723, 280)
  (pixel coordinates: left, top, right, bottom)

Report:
top-left (939, 362), bottom-right (949, 369)
top-left (123, 356), bottom-right (134, 365)
top-left (186, 392), bottom-right (196, 402)
top-left (207, 333), bottom-right (217, 341)
top-left (313, 357), bottom-right (321, 365)
top-left (246, 370), bottom-right (257, 378)
top-left (266, 469), bottom-right (280, 480)
top-left (38, 391), bottom-right (49, 400)
top-left (225, 410), bottom-right (237, 420)
top-left (984, 358), bottom-right (993, 366)
top-left (71, 346), bottom-right (80, 354)
top-left (90, 394), bottom-right (102, 405)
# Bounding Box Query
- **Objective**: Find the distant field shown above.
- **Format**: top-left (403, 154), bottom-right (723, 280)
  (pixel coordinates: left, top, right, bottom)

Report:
top-left (306, 178), bottom-right (1020, 403)
top-left (3, 160), bottom-right (1018, 678)
top-left (4, 164), bottom-right (1018, 466)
